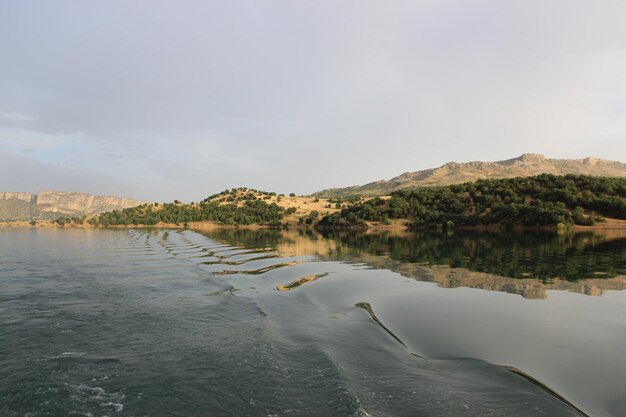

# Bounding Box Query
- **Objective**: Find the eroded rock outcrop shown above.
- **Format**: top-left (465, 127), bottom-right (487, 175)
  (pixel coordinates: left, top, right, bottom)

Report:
top-left (0, 190), bottom-right (147, 221)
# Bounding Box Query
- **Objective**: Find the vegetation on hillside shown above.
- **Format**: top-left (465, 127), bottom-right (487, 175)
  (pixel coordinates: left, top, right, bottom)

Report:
top-left (316, 174), bottom-right (626, 229)
top-left (60, 176), bottom-right (626, 229)
top-left (95, 188), bottom-right (289, 227)
top-left (53, 215), bottom-right (87, 226)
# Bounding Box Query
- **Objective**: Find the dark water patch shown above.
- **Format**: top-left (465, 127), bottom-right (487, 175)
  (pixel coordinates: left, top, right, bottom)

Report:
top-left (0, 229), bottom-right (362, 416)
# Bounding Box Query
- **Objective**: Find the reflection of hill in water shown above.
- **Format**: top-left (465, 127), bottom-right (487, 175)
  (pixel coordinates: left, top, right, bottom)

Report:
top-left (198, 228), bottom-right (626, 299)
top-left (321, 230), bottom-right (626, 281)
top-left (341, 256), bottom-right (626, 299)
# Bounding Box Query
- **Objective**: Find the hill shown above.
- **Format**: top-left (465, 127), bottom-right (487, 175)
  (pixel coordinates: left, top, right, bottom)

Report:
top-left (316, 174), bottom-right (626, 230)
top-left (312, 153), bottom-right (626, 198)
top-left (93, 188), bottom-right (341, 228)
top-left (89, 176), bottom-right (626, 231)
top-left (0, 190), bottom-right (148, 222)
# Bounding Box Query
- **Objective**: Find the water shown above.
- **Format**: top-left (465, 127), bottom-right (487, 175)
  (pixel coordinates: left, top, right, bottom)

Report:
top-left (1, 227), bottom-right (625, 417)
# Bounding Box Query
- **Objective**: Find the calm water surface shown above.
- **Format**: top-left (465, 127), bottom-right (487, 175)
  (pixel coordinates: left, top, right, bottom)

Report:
top-left (1, 228), bottom-right (625, 417)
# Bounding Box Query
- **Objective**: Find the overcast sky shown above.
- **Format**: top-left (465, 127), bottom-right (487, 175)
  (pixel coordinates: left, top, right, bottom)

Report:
top-left (1, 0), bottom-right (625, 201)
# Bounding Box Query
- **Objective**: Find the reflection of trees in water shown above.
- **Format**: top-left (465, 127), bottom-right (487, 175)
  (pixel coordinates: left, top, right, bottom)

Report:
top-left (320, 231), bottom-right (626, 281)
top-left (197, 227), bottom-right (626, 282)
top-left (197, 228), bottom-right (295, 249)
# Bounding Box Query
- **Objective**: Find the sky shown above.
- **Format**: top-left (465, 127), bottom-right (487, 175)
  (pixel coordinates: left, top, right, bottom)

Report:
top-left (1, 0), bottom-right (626, 202)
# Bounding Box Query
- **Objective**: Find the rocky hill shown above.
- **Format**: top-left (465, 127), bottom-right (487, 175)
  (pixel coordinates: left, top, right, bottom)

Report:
top-left (0, 190), bottom-right (148, 221)
top-left (313, 153), bottom-right (626, 198)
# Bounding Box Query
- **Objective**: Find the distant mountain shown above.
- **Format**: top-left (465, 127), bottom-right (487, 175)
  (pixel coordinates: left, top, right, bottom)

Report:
top-left (0, 190), bottom-right (148, 222)
top-left (313, 153), bottom-right (626, 198)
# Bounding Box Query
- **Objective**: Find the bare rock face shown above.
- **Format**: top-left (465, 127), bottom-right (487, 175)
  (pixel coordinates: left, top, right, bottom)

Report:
top-left (0, 192), bottom-right (35, 203)
top-left (0, 192), bottom-right (37, 221)
top-left (313, 153), bottom-right (626, 197)
top-left (36, 190), bottom-right (146, 215)
top-left (0, 190), bottom-right (148, 221)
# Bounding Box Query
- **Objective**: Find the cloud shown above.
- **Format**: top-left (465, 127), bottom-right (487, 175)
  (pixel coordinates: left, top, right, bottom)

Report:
top-left (0, 111), bottom-right (34, 122)
top-left (0, 152), bottom-right (130, 197)
top-left (0, 0), bottom-right (625, 200)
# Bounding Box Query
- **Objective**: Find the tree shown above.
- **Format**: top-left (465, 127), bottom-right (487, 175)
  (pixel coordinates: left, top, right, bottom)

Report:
top-left (571, 206), bottom-right (585, 224)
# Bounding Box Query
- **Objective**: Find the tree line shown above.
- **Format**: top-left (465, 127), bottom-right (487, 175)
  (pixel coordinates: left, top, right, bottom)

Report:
top-left (316, 174), bottom-right (626, 229)
top-left (96, 199), bottom-right (286, 227)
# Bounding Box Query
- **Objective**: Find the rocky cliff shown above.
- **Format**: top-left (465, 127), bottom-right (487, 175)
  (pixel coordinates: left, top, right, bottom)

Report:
top-left (313, 153), bottom-right (626, 197)
top-left (0, 190), bottom-right (148, 221)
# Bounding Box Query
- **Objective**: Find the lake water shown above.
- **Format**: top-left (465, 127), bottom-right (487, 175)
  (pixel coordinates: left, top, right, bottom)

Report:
top-left (1, 227), bottom-right (625, 417)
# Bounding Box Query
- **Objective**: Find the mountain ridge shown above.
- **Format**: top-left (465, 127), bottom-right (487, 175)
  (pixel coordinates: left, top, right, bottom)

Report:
top-left (313, 153), bottom-right (626, 198)
top-left (0, 190), bottom-right (148, 221)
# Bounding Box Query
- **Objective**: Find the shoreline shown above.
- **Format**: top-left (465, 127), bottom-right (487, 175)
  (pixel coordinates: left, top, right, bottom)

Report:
top-left (3, 219), bottom-right (626, 233)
